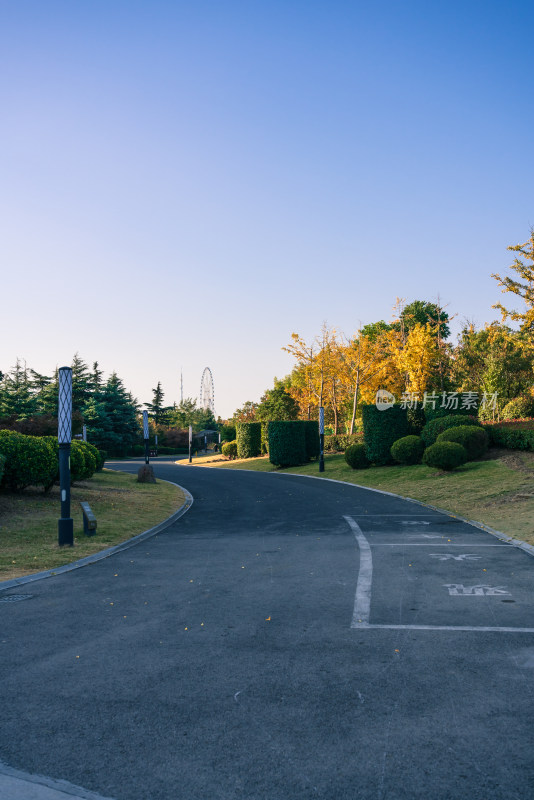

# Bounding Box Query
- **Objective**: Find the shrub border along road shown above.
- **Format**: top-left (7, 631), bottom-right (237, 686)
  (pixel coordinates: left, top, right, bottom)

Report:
top-left (0, 475), bottom-right (193, 592)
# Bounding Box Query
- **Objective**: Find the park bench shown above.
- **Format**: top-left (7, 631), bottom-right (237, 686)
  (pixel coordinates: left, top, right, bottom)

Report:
top-left (80, 501), bottom-right (97, 537)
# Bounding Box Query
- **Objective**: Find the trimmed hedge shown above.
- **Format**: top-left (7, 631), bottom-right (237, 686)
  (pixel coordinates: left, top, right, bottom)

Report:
top-left (0, 430), bottom-right (57, 491)
top-left (236, 422), bottom-right (262, 459)
top-left (362, 404), bottom-right (409, 465)
top-left (421, 414), bottom-right (481, 446)
top-left (423, 441), bottom-right (468, 471)
top-left (222, 440), bottom-right (237, 459)
top-left (345, 443), bottom-right (370, 469)
top-left (436, 426), bottom-right (488, 461)
top-left (261, 422), bottom-right (270, 455)
top-left (304, 420), bottom-right (320, 460)
top-left (268, 421), bottom-right (307, 467)
top-left (485, 422), bottom-right (534, 450)
top-left (390, 435), bottom-right (425, 465)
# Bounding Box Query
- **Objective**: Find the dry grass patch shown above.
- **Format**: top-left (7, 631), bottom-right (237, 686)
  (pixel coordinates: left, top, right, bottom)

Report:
top-left (0, 469), bottom-right (185, 581)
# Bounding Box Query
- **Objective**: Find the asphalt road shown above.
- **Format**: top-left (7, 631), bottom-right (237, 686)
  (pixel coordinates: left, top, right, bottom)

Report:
top-left (1, 459), bottom-right (534, 800)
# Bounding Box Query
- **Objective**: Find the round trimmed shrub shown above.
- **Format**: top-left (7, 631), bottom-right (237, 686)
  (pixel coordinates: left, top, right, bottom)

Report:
top-left (421, 414), bottom-right (481, 446)
top-left (0, 430), bottom-right (57, 490)
top-left (501, 395), bottom-right (534, 421)
top-left (422, 441), bottom-right (468, 471)
top-left (436, 425), bottom-right (489, 461)
top-left (222, 440), bottom-right (237, 459)
top-left (344, 443), bottom-right (370, 469)
top-left (70, 440), bottom-right (88, 482)
top-left (390, 435), bottom-right (425, 465)
top-left (97, 449), bottom-right (107, 470)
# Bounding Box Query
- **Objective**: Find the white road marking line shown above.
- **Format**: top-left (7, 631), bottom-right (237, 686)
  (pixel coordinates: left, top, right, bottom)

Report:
top-left (352, 624), bottom-right (534, 633)
top-left (344, 516), bottom-right (373, 627)
top-left (370, 543), bottom-right (511, 547)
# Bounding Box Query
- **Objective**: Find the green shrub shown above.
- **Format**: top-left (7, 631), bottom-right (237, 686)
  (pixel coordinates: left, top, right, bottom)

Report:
top-left (79, 441), bottom-right (100, 475)
top-left (422, 441), bottom-right (468, 471)
top-left (501, 395), bottom-right (534, 421)
top-left (0, 453), bottom-right (6, 484)
top-left (222, 440), bottom-right (237, 459)
top-left (304, 420), bottom-right (320, 460)
top-left (97, 449), bottom-right (107, 470)
top-left (362, 404), bottom-right (409, 465)
top-left (261, 422), bottom-right (270, 455)
top-left (483, 422), bottom-right (534, 450)
top-left (0, 430), bottom-right (57, 491)
top-left (436, 425), bottom-right (489, 461)
top-left (236, 422), bottom-right (262, 459)
top-left (421, 414), bottom-right (481, 446)
top-left (130, 444), bottom-right (145, 456)
top-left (70, 440), bottom-right (97, 482)
top-left (268, 421), bottom-right (307, 467)
top-left (390, 435), bottom-right (425, 465)
top-left (324, 433), bottom-right (364, 453)
top-left (220, 424), bottom-right (236, 442)
top-left (406, 407), bottom-right (426, 435)
top-left (344, 443), bottom-right (370, 469)
top-left (424, 400), bottom-right (479, 422)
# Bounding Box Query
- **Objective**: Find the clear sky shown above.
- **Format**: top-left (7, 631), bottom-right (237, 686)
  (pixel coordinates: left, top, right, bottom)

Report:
top-left (1, 0), bottom-right (533, 418)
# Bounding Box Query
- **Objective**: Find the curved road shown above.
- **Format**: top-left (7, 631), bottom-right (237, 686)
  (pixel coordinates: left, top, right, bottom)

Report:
top-left (1, 460), bottom-right (534, 800)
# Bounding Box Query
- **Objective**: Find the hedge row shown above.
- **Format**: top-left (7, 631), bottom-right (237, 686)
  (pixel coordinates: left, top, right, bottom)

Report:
top-left (485, 424), bottom-right (534, 450)
top-left (324, 433), bottom-right (364, 453)
top-left (236, 422), bottom-right (262, 459)
top-left (268, 421), bottom-right (319, 467)
top-left (0, 431), bottom-right (102, 492)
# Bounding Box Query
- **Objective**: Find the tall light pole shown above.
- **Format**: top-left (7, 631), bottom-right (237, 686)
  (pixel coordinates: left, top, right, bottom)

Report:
top-left (143, 410), bottom-right (149, 464)
top-left (58, 367), bottom-right (74, 546)
top-left (319, 406), bottom-right (325, 473)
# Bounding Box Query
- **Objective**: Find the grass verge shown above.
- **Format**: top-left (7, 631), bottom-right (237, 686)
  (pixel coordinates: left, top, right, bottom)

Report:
top-left (0, 469), bottom-right (186, 581)
top-left (207, 450), bottom-right (534, 546)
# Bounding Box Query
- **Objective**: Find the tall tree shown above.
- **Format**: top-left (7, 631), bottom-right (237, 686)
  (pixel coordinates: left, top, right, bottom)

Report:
top-left (256, 382), bottom-right (300, 421)
top-left (492, 228), bottom-right (534, 334)
top-left (144, 381), bottom-right (170, 426)
top-left (0, 360), bottom-right (38, 419)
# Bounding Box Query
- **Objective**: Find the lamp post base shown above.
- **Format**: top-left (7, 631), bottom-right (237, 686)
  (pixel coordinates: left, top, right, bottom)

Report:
top-left (58, 518), bottom-right (74, 547)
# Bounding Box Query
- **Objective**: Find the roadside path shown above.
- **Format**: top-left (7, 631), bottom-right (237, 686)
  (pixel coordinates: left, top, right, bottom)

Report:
top-left (1, 459), bottom-right (533, 799)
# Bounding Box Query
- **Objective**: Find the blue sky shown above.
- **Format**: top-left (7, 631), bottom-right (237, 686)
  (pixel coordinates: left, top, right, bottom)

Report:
top-left (1, 1), bottom-right (533, 418)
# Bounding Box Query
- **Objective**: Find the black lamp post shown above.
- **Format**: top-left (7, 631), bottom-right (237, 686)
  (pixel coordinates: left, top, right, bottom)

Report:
top-left (188, 425), bottom-right (192, 464)
top-left (58, 366), bottom-right (74, 546)
top-left (143, 410), bottom-right (149, 464)
top-left (319, 406), bottom-right (325, 472)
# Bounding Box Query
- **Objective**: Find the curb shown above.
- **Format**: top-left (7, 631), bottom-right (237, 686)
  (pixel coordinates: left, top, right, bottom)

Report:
top-left (0, 479), bottom-right (194, 593)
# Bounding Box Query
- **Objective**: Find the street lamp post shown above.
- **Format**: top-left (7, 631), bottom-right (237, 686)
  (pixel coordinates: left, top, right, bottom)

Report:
top-left (188, 425), bottom-right (193, 463)
top-left (58, 367), bottom-right (74, 547)
top-left (143, 410), bottom-right (149, 464)
top-left (319, 406), bottom-right (325, 473)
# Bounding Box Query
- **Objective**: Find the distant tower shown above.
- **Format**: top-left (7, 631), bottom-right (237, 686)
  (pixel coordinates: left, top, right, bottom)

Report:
top-left (199, 367), bottom-right (215, 415)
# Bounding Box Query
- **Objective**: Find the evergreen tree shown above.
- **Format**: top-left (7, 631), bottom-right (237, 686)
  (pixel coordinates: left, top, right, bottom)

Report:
top-left (71, 353), bottom-right (92, 412)
top-left (0, 360), bottom-right (38, 419)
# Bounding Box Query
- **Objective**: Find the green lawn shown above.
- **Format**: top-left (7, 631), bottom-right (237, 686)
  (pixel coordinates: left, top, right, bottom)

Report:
top-left (210, 450), bottom-right (534, 545)
top-left (0, 469), bottom-right (186, 581)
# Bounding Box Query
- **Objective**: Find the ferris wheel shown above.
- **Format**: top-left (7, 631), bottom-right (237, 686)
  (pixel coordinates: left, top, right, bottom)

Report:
top-left (199, 367), bottom-right (215, 415)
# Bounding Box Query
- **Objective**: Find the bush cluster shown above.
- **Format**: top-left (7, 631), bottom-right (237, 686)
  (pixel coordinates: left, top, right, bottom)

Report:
top-left (362, 404), bottom-right (409, 465)
top-left (344, 443), bottom-right (370, 469)
top-left (0, 432), bottom-right (100, 492)
top-left (390, 435), bottom-right (425, 465)
top-left (222, 440), bottom-right (238, 459)
top-left (436, 426), bottom-right (488, 460)
top-left (421, 414), bottom-right (481, 446)
top-left (236, 422), bottom-right (262, 459)
top-left (0, 453), bottom-right (5, 484)
top-left (324, 433), bottom-right (364, 453)
top-left (0, 430), bottom-right (57, 491)
top-left (422, 441), bottom-right (468, 471)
